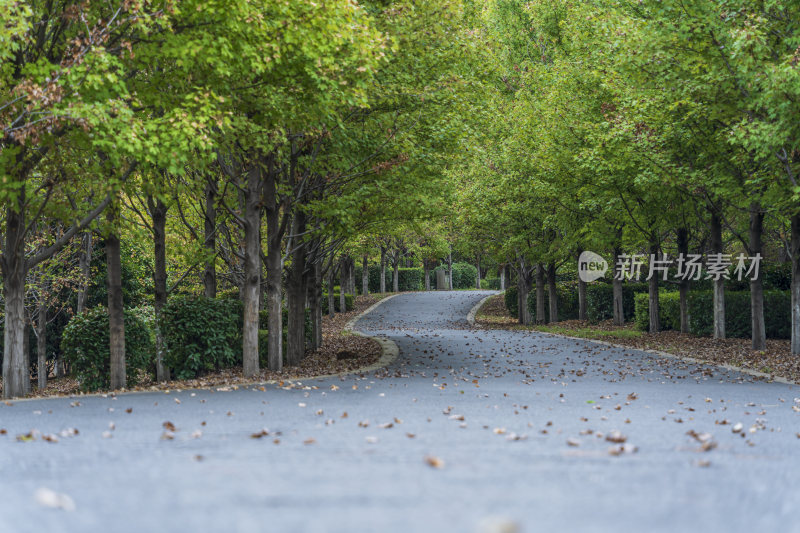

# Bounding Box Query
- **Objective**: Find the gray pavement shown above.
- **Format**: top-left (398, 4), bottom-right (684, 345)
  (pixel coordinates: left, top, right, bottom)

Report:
top-left (0, 290), bottom-right (798, 533)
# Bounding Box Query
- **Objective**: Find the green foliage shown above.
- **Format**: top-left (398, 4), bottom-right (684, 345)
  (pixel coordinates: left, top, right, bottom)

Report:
top-left (634, 292), bottom-right (681, 332)
top-left (480, 278), bottom-right (501, 290)
top-left (525, 281), bottom-right (580, 322)
top-left (356, 265), bottom-right (424, 293)
top-left (61, 307), bottom-right (154, 391)
top-left (431, 263), bottom-right (478, 290)
top-left (257, 309), bottom-right (313, 368)
top-left (321, 293), bottom-right (355, 314)
top-left (586, 283), bottom-right (649, 323)
top-left (504, 287), bottom-right (519, 318)
top-left (160, 296), bottom-right (242, 380)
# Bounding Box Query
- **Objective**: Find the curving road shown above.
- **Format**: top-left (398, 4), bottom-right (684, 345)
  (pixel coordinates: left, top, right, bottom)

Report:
top-left (1, 291), bottom-right (798, 533)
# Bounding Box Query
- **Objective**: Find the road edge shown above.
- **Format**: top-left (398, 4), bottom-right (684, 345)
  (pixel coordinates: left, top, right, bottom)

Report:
top-left (467, 292), bottom-right (500, 326)
top-left (470, 292), bottom-right (797, 387)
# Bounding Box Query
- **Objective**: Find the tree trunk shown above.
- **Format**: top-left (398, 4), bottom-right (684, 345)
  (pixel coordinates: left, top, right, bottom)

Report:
top-left (327, 264), bottom-right (336, 317)
top-left (711, 211), bottom-right (725, 339)
top-left (423, 259), bottom-right (431, 291)
top-left (106, 208), bottom-right (127, 390)
top-left (749, 203), bottom-right (765, 350)
top-left (612, 247), bottom-right (624, 326)
top-left (547, 263), bottom-right (558, 324)
top-left (203, 178), bottom-right (217, 299)
top-left (535, 264), bottom-right (546, 324)
top-left (76, 231), bottom-right (92, 313)
top-left (648, 241), bottom-right (660, 333)
top-left (577, 274), bottom-right (587, 322)
top-left (362, 254), bottom-right (369, 295)
top-left (475, 256), bottom-right (481, 290)
top-left (677, 227), bottom-right (690, 333)
top-left (380, 247), bottom-right (387, 293)
top-left (36, 283), bottom-right (47, 390)
top-left (287, 211), bottom-right (307, 366)
top-left (518, 263), bottom-right (533, 325)
top-left (310, 260), bottom-right (323, 350)
top-left (447, 251), bottom-right (453, 290)
top-left (500, 266), bottom-right (506, 291)
top-left (264, 166), bottom-right (282, 372)
top-left (242, 165), bottom-right (263, 376)
top-left (2, 191), bottom-right (30, 398)
top-left (393, 256), bottom-right (400, 292)
top-left (792, 213), bottom-right (800, 355)
top-left (339, 256), bottom-right (347, 312)
top-left (348, 256), bottom-right (355, 297)
top-left (151, 197), bottom-right (170, 382)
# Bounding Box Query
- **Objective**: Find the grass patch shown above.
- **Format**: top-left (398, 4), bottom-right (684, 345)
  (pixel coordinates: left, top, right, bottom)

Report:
top-left (535, 325), bottom-right (644, 340)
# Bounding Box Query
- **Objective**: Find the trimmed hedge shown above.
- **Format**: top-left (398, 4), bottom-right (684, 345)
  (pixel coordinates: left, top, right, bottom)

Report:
top-left (355, 266), bottom-right (424, 293)
top-left (481, 277), bottom-right (501, 290)
top-left (525, 281), bottom-right (580, 322)
top-left (505, 287), bottom-right (519, 318)
top-left (321, 292), bottom-right (354, 313)
top-left (431, 262), bottom-right (478, 290)
top-left (160, 295), bottom-right (242, 379)
top-left (634, 290), bottom-right (791, 338)
top-left (61, 306), bottom-right (155, 391)
top-left (586, 282), bottom-right (649, 323)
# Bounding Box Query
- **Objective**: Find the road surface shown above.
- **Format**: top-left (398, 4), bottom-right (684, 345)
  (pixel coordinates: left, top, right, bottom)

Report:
top-left (1, 291), bottom-right (798, 533)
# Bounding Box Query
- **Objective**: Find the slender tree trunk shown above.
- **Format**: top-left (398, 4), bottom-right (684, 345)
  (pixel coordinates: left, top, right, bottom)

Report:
top-left (311, 260), bottom-right (323, 350)
top-left (151, 197), bottom-right (170, 382)
top-left (500, 265), bottom-right (506, 291)
top-left (791, 213), bottom-right (800, 355)
top-left (648, 241), bottom-right (660, 333)
top-left (447, 251), bottom-right (453, 290)
top-left (36, 282), bottom-right (47, 390)
top-left (106, 208), bottom-right (127, 390)
top-left (612, 246), bottom-right (624, 326)
top-left (749, 203), bottom-right (765, 350)
top-left (518, 263), bottom-right (533, 325)
top-left (287, 211), bottom-right (307, 366)
top-left (547, 263), bottom-right (559, 324)
top-left (677, 227), bottom-right (690, 333)
top-left (393, 256), bottom-right (400, 292)
top-left (327, 264), bottom-right (336, 317)
top-left (535, 263), bottom-right (546, 324)
top-left (339, 256), bottom-right (347, 312)
top-left (264, 166), bottom-right (282, 372)
top-left (423, 259), bottom-right (431, 291)
top-left (362, 254), bottom-right (369, 295)
top-left (76, 231), bottom-right (92, 313)
top-left (711, 211), bottom-right (725, 339)
top-left (577, 255), bottom-right (587, 322)
top-left (475, 255), bottom-right (481, 290)
top-left (380, 247), bottom-right (387, 293)
top-left (242, 165), bottom-right (263, 376)
top-left (203, 178), bottom-right (217, 299)
top-left (348, 257), bottom-right (355, 297)
top-left (3, 191), bottom-right (30, 398)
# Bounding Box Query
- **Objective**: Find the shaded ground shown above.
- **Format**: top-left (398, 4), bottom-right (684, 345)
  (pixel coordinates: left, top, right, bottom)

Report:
top-left (0, 290), bottom-right (798, 533)
top-left (477, 293), bottom-right (800, 384)
top-left (2, 295), bottom-right (385, 399)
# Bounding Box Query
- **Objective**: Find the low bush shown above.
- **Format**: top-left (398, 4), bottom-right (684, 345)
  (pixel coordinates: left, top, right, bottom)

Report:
top-left (160, 296), bottom-right (242, 379)
top-left (321, 292), bottom-right (354, 313)
top-left (525, 281), bottom-right (580, 322)
top-left (481, 278), bottom-right (501, 290)
top-left (61, 306), bottom-right (154, 391)
top-left (430, 262), bottom-right (478, 290)
top-left (634, 292), bottom-right (681, 331)
top-left (586, 282), bottom-right (648, 323)
top-left (355, 266), bottom-right (424, 293)
top-left (505, 287), bottom-right (519, 318)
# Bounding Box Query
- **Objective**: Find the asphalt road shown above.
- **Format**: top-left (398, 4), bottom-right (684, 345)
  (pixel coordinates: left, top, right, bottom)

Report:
top-left (1, 290), bottom-right (798, 533)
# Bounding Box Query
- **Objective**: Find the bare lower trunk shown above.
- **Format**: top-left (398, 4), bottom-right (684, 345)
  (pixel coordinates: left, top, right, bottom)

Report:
top-left (500, 266), bottom-right (506, 291)
top-left (328, 265), bottom-right (336, 317)
top-left (340, 257), bottom-right (347, 312)
top-left (711, 212), bottom-right (725, 339)
top-left (311, 260), bottom-right (323, 350)
top-left (380, 247), bottom-right (387, 293)
top-left (203, 178), bottom-right (217, 299)
top-left (287, 211), bottom-right (307, 366)
top-left (577, 277), bottom-right (587, 321)
top-left (749, 203), bottom-right (765, 350)
top-left (475, 256), bottom-right (481, 290)
top-left (424, 259), bottom-right (431, 291)
top-left (347, 256), bottom-right (355, 297)
top-left (547, 263), bottom-right (558, 323)
top-left (3, 192), bottom-right (29, 398)
top-left (518, 262), bottom-right (533, 325)
top-left (612, 247), bottom-right (624, 326)
top-left (393, 259), bottom-right (399, 292)
top-left (791, 214), bottom-right (800, 355)
top-left (36, 289), bottom-right (47, 390)
top-left (242, 165), bottom-right (262, 376)
top-left (648, 242), bottom-right (660, 333)
top-left (151, 197), bottom-right (169, 382)
top-left (264, 167), bottom-right (282, 372)
top-left (447, 251), bottom-right (453, 290)
top-left (106, 210), bottom-right (127, 390)
top-left (677, 228), bottom-right (689, 333)
top-left (362, 255), bottom-right (369, 295)
top-left (76, 231), bottom-right (92, 314)
top-left (535, 263), bottom-right (546, 324)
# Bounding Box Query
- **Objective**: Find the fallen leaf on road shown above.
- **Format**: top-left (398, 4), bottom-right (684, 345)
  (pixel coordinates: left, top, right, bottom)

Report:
top-left (424, 455), bottom-right (444, 469)
top-left (34, 488), bottom-right (75, 511)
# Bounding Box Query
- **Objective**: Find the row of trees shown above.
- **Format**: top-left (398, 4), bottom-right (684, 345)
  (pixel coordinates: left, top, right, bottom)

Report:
top-left (0, 0), bottom-right (486, 398)
top-left (453, 1), bottom-right (800, 351)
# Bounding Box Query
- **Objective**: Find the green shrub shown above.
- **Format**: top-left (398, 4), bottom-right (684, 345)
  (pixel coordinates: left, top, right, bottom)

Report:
top-left (430, 262), bottom-right (478, 290)
top-left (160, 296), bottom-right (242, 379)
top-left (61, 307), bottom-right (155, 391)
top-left (586, 282), bottom-right (648, 323)
top-left (505, 287), bottom-right (519, 318)
top-left (355, 265), bottom-right (424, 293)
top-left (634, 292), bottom-right (681, 331)
top-left (481, 278), bottom-right (501, 290)
top-left (321, 292), bottom-right (354, 314)
top-left (525, 281), bottom-right (580, 322)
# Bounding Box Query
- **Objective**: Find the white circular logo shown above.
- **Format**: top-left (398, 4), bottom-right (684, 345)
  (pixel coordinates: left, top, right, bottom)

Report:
top-left (578, 251), bottom-right (608, 282)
